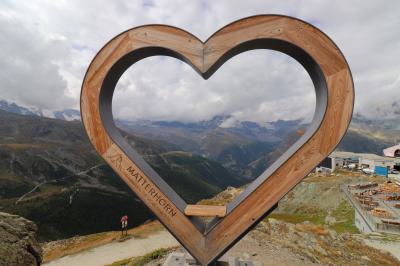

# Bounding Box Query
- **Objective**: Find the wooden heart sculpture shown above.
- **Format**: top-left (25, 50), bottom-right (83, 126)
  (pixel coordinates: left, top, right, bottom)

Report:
top-left (81, 15), bottom-right (354, 265)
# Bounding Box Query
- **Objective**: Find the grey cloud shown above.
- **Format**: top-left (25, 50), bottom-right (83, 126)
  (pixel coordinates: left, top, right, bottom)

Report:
top-left (0, 15), bottom-right (75, 110)
top-left (113, 51), bottom-right (315, 123)
top-left (1, 0), bottom-right (399, 121)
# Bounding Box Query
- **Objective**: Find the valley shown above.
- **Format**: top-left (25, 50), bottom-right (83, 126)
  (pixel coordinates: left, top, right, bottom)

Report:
top-left (0, 110), bottom-right (246, 241)
top-left (117, 117), bottom-right (305, 179)
top-left (0, 103), bottom-right (399, 245)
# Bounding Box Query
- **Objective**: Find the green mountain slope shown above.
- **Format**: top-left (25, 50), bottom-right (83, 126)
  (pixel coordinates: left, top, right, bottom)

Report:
top-left (0, 110), bottom-right (244, 240)
top-left (118, 118), bottom-right (302, 179)
top-left (148, 151), bottom-right (244, 202)
top-left (337, 129), bottom-right (393, 154)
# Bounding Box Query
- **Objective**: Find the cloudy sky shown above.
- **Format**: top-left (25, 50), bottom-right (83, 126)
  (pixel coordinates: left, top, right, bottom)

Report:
top-left (1, 1), bottom-right (399, 123)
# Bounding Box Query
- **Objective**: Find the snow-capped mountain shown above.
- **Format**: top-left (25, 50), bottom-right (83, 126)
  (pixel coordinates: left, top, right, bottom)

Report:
top-left (0, 100), bottom-right (41, 116)
top-left (0, 99), bottom-right (81, 121)
top-left (53, 109), bottom-right (81, 121)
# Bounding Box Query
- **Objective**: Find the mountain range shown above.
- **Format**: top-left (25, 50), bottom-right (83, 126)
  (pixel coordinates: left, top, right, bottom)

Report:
top-left (1, 98), bottom-right (399, 178)
top-left (0, 99), bottom-right (309, 179)
top-left (0, 99), bottom-right (399, 241)
top-left (2, 98), bottom-right (398, 151)
top-left (0, 99), bottom-right (80, 121)
top-left (116, 116), bottom-right (305, 179)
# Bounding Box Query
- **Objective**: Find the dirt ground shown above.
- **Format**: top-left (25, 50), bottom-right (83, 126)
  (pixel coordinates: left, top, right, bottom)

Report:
top-left (42, 221), bottom-right (164, 262)
top-left (44, 228), bottom-right (319, 266)
top-left (43, 230), bottom-right (179, 266)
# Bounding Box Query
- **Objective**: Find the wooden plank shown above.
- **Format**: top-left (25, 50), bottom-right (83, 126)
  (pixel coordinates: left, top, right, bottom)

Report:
top-left (185, 205), bottom-right (227, 217)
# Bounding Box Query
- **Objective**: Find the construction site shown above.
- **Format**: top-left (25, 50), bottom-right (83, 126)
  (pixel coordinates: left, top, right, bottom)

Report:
top-left (343, 180), bottom-right (400, 235)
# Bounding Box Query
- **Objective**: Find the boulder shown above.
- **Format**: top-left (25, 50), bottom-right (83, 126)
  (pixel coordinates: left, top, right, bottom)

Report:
top-left (0, 212), bottom-right (42, 266)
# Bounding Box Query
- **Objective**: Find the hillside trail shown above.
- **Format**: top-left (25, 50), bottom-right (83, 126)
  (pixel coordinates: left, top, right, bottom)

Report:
top-left (43, 230), bottom-right (178, 266)
top-left (15, 163), bottom-right (104, 204)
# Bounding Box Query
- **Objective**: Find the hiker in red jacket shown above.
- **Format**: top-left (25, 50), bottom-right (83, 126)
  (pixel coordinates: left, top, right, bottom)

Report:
top-left (121, 215), bottom-right (128, 236)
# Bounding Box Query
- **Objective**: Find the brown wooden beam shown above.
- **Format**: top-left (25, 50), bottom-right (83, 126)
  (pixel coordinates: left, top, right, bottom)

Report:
top-left (185, 205), bottom-right (227, 218)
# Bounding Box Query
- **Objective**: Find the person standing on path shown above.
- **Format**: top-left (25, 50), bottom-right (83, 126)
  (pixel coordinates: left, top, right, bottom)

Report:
top-left (121, 215), bottom-right (128, 236)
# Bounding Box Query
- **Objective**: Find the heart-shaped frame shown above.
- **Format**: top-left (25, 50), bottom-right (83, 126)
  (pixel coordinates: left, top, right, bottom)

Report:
top-left (81, 15), bottom-right (354, 265)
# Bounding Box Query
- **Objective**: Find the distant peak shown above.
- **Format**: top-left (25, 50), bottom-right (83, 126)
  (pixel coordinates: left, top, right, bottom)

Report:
top-left (0, 98), bottom-right (80, 121)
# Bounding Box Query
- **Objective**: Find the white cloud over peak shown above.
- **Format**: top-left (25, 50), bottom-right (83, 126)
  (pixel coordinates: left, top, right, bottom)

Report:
top-left (0, 0), bottom-right (399, 122)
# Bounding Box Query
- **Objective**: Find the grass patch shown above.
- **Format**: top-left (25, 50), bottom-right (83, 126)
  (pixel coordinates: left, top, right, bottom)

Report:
top-left (268, 211), bottom-right (326, 225)
top-left (0, 143), bottom-right (43, 150)
top-left (106, 248), bottom-right (170, 266)
top-left (269, 201), bottom-right (359, 234)
top-left (295, 223), bottom-right (329, 236)
top-left (130, 222), bottom-right (164, 239)
top-left (329, 200), bottom-right (359, 234)
top-left (0, 174), bottom-right (33, 198)
top-left (0, 173), bottom-right (25, 182)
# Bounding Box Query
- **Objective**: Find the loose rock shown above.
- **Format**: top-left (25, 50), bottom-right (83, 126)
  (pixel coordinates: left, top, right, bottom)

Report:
top-left (0, 212), bottom-right (42, 266)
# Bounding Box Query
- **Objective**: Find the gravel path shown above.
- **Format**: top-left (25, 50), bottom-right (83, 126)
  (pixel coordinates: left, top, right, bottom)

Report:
top-left (363, 239), bottom-right (400, 260)
top-left (43, 231), bottom-right (178, 266)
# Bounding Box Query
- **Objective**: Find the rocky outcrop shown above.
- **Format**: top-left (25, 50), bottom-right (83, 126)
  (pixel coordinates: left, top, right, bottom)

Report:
top-left (253, 219), bottom-right (398, 265)
top-left (0, 212), bottom-right (42, 266)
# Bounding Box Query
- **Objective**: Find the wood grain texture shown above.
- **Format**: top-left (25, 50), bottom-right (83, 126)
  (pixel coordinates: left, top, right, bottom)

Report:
top-left (80, 15), bottom-right (354, 265)
top-left (185, 205), bottom-right (227, 217)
